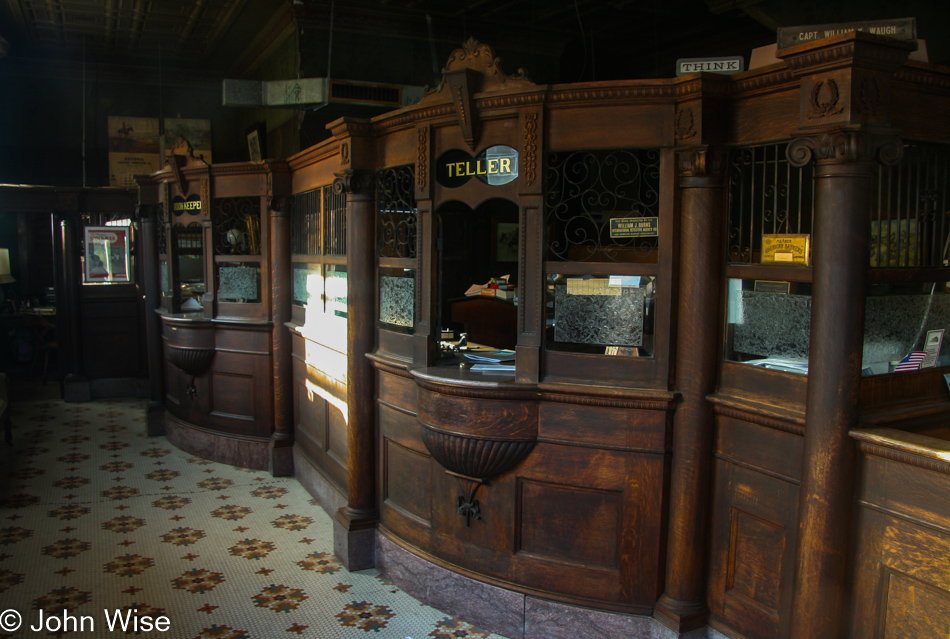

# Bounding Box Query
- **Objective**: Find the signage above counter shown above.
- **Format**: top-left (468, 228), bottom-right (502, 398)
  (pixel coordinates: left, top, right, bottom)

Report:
top-left (437, 145), bottom-right (519, 188)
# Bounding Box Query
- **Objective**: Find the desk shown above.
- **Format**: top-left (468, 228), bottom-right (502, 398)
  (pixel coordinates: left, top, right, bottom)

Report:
top-left (451, 297), bottom-right (517, 350)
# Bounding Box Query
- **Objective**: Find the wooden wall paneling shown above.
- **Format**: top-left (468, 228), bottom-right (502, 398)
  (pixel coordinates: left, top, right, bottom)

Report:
top-left (707, 454), bottom-right (799, 639)
top-left (545, 101), bottom-right (671, 150)
top-left (80, 297), bottom-right (141, 378)
top-left (379, 402), bottom-right (432, 528)
top-left (208, 349), bottom-right (272, 438)
top-left (537, 402), bottom-right (667, 451)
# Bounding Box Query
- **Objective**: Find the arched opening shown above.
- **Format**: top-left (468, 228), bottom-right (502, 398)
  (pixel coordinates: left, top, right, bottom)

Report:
top-left (436, 198), bottom-right (519, 351)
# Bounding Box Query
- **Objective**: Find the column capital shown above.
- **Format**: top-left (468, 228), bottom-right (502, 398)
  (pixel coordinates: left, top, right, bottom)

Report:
top-left (676, 146), bottom-right (727, 178)
top-left (787, 130), bottom-right (903, 167)
top-left (268, 195), bottom-right (293, 217)
top-left (333, 169), bottom-right (376, 198)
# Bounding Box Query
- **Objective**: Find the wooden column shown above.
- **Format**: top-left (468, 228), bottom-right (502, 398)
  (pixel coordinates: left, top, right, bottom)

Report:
top-left (655, 147), bottom-right (725, 633)
top-left (61, 212), bottom-right (87, 401)
top-left (775, 33), bottom-right (913, 639)
top-left (333, 169), bottom-right (378, 570)
top-left (787, 132), bottom-right (901, 639)
top-left (269, 196), bottom-right (294, 476)
top-left (139, 203), bottom-right (166, 435)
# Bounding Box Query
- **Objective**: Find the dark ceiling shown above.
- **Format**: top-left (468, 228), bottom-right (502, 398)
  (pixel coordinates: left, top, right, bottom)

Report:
top-left (1, 0), bottom-right (947, 86)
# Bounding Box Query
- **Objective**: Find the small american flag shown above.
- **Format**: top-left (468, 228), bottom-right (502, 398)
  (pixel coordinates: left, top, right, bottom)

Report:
top-left (895, 351), bottom-right (927, 372)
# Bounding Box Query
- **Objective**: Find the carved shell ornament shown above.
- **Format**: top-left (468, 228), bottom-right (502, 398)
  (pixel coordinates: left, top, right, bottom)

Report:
top-left (422, 37), bottom-right (534, 100)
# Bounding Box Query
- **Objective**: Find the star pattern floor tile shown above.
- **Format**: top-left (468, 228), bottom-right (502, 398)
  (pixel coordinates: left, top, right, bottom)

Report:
top-left (0, 396), bottom-right (507, 639)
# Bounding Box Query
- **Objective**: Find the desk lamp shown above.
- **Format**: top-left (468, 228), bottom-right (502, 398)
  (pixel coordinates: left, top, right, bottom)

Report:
top-left (0, 248), bottom-right (14, 308)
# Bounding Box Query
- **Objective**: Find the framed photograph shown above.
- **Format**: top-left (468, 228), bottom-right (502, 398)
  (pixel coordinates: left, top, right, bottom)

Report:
top-left (84, 226), bottom-right (131, 283)
top-left (493, 221), bottom-right (520, 263)
top-left (246, 123), bottom-right (265, 162)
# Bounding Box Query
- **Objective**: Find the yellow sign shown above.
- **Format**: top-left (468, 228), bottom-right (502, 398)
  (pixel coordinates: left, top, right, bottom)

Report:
top-left (762, 234), bottom-right (810, 265)
top-left (445, 158), bottom-right (512, 178)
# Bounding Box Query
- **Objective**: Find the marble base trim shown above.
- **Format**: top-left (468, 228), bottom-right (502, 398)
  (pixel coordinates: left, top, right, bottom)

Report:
top-left (334, 517), bottom-right (376, 571)
top-left (164, 414), bottom-right (270, 471)
top-left (292, 445), bottom-right (347, 516)
top-left (376, 531), bottom-right (724, 639)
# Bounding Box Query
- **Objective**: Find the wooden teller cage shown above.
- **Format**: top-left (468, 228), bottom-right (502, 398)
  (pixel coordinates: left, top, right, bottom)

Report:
top-left (144, 34), bottom-right (950, 639)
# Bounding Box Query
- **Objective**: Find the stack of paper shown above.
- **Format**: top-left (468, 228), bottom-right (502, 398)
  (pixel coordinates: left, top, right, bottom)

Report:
top-left (464, 350), bottom-right (516, 363)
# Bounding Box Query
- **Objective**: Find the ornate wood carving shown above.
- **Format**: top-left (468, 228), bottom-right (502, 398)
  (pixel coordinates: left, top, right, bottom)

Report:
top-left (446, 68), bottom-right (478, 150)
top-left (674, 106), bottom-right (697, 141)
top-left (859, 77), bottom-right (881, 116)
top-left (340, 141), bottom-right (350, 166)
top-left (424, 37), bottom-right (533, 101)
top-left (523, 112), bottom-right (538, 187)
top-left (787, 131), bottom-right (903, 167)
top-left (807, 79), bottom-right (844, 119)
top-left (332, 170), bottom-right (373, 197)
top-left (677, 147), bottom-right (726, 177)
top-left (416, 126), bottom-right (427, 191)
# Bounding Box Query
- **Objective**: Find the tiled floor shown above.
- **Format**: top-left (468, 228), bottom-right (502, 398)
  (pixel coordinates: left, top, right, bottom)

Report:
top-left (0, 393), bottom-right (507, 639)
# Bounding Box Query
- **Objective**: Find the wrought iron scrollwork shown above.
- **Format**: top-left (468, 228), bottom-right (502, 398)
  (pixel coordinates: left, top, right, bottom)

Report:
top-left (211, 197), bottom-right (260, 256)
top-left (377, 165), bottom-right (417, 259)
top-left (544, 149), bottom-right (660, 262)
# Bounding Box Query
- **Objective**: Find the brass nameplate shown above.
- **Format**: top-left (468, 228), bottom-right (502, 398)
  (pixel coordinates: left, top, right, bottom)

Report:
top-left (777, 18), bottom-right (916, 49)
top-left (610, 217), bottom-right (658, 238)
top-left (762, 234), bottom-right (810, 265)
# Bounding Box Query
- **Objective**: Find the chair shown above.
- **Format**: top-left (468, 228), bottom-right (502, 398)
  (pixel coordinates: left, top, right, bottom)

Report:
top-left (26, 313), bottom-right (57, 383)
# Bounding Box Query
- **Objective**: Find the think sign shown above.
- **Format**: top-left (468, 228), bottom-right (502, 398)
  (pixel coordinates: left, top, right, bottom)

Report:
top-left (676, 56), bottom-right (745, 76)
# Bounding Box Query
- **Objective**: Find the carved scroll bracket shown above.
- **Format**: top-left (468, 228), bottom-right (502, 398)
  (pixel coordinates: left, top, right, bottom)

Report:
top-left (786, 130), bottom-right (903, 167)
top-left (447, 471), bottom-right (486, 527)
top-left (445, 68), bottom-right (479, 150)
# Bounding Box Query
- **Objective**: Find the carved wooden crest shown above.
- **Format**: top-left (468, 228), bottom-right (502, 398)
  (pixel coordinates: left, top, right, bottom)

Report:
top-left (423, 38), bottom-right (535, 150)
top-left (167, 136), bottom-right (208, 194)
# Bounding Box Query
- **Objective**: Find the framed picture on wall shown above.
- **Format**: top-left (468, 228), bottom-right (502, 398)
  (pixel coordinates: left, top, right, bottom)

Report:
top-left (84, 226), bottom-right (131, 283)
top-left (246, 123), bottom-right (265, 162)
top-left (493, 221), bottom-right (520, 263)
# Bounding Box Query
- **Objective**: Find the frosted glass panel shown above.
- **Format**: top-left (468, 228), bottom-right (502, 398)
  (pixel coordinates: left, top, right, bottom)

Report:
top-left (217, 265), bottom-right (260, 302)
top-left (553, 283), bottom-right (644, 347)
top-left (727, 279), bottom-right (950, 374)
top-left (379, 270), bottom-right (414, 331)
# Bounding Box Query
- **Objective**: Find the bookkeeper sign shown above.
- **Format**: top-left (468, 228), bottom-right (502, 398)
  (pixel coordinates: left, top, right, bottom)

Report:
top-left (437, 145), bottom-right (519, 187)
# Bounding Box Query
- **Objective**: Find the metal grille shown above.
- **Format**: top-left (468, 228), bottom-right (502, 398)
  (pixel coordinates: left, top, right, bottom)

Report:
top-left (211, 197), bottom-right (261, 256)
top-left (727, 142), bottom-right (814, 263)
top-left (324, 185), bottom-right (347, 256)
top-left (544, 149), bottom-right (661, 262)
top-left (377, 165), bottom-right (417, 259)
top-left (871, 141), bottom-right (950, 268)
top-left (292, 188), bottom-right (322, 256)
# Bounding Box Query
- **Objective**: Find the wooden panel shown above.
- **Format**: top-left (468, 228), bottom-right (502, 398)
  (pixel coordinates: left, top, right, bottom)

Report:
top-left (294, 378), bottom-right (327, 453)
top-left (517, 479), bottom-right (621, 571)
top-left (378, 370), bottom-right (417, 413)
top-left (81, 299), bottom-right (142, 378)
top-left (727, 510), bottom-right (785, 612)
top-left (211, 370), bottom-right (254, 419)
top-left (883, 571), bottom-right (950, 639)
top-left (538, 403), bottom-right (666, 451)
top-left (715, 415), bottom-right (803, 482)
top-left (216, 327), bottom-right (270, 354)
top-left (383, 438), bottom-right (432, 526)
top-left (861, 454), bottom-right (950, 531)
top-left (546, 103), bottom-right (670, 150)
top-left (708, 459), bottom-right (799, 639)
top-left (327, 402), bottom-right (347, 465)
